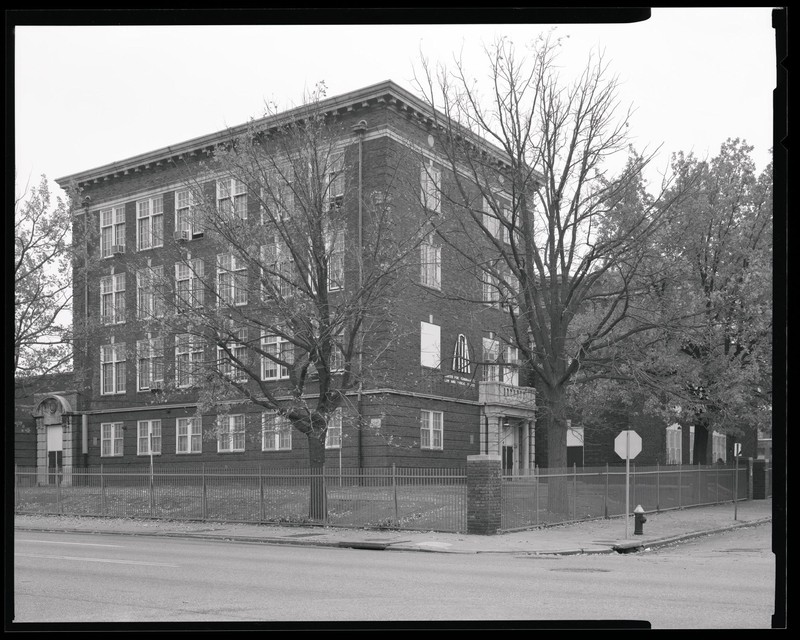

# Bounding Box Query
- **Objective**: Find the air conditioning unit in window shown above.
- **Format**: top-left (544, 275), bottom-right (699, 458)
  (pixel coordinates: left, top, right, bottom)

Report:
top-left (150, 381), bottom-right (164, 392)
top-left (111, 244), bottom-right (125, 255)
top-left (174, 230), bottom-right (190, 242)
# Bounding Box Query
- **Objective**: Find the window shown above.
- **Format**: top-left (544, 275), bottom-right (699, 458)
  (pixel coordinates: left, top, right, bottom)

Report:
top-left (217, 414), bottom-right (245, 452)
top-left (262, 168), bottom-right (295, 222)
top-left (136, 265), bottom-right (165, 319)
top-left (420, 321), bottom-right (441, 369)
top-left (262, 412), bottom-right (292, 451)
top-left (420, 234), bottom-right (441, 289)
top-left (483, 198), bottom-right (508, 243)
top-left (100, 273), bottom-right (126, 325)
top-left (217, 177), bottom-right (248, 220)
top-left (136, 195), bottom-right (164, 250)
top-left (666, 424), bottom-right (682, 465)
top-left (175, 189), bottom-right (203, 238)
top-left (217, 253), bottom-right (247, 306)
top-left (325, 408), bottom-right (342, 449)
top-left (261, 236), bottom-right (295, 299)
top-left (483, 336), bottom-right (500, 382)
top-left (217, 328), bottom-right (247, 380)
top-left (100, 206), bottom-right (126, 257)
top-left (327, 152), bottom-right (345, 208)
top-left (330, 334), bottom-right (345, 373)
top-left (326, 227), bottom-right (345, 291)
top-left (482, 270), bottom-right (500, 307)
top-left (176, 417), bottom-right (203, 454)
top-left (137, 420), bottom-right (161, 455)
top-left (452, 334), bottom-right (471, 375)
top-left (502, 345), bottom-right (520, 386)
top-left (100, 343), bottom-right (126, 395)
top-left (502, 266), bottom-right (519, 312)
top-left (421, 163), bottom-right (441, 213)
top-left (261, 334), bottom-right (293, 380)
top-left (101, 422), bottom-right (124, 457)
top-left (420, 410), bottom-right (443, 450)
top-left (175, 333), bottom-right (204, 388)
top-left (175, 258), bottom-right (205, 311)
top-left (137, 336), bottom-right (164, 391)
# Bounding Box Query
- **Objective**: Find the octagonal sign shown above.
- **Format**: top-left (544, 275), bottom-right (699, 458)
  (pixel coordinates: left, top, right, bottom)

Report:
top-left (614, 430), bottom-right (642, 460)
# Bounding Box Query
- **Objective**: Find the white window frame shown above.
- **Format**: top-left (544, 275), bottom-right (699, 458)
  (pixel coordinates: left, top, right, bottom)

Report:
top-left (452, 333), bottom-right (471, 375)
top-left (217, 177), bottom-right (248, 220)
top-left (175, 188), bottom-right (203, 238)
top-left (101, 343), bottom-right (127, 395)
top-left (101, 422), bottom-right (124, 457)
top-left (483, 336), bottom-right (500, 382)
top-left (420, 234), bottom-right (441, 290)
top-left (327, 152), bottom-right (346, 209)
top-left (217, 328), bottom-right (247, 381)
top-left (502, 344), bottom-right (520, 386)
top-left (176, 417), bottom-right (203, 454)
top-left (666, 424), bottom-right (682, 465)
top-left (262, 411), bottom-right (292, 451)
top-left (217, 414), bottom-right (246, 453)
top-left (217, 253), bottom-right (248, 306)
top-left (420, 321), bottom-right (441, 369)
top-left (261, 334), bottom-right (292, 380)
top-left (175, 333), bottom-right (204, 388)
top-left (421, 162), bottom-right (441, 213)
top-left (261, 236), bottom-right (295, 299)
top-left (325, 408), bottom-right (343, 449)
top-left (712, 431), bottom-right (727, 464)
top-left (100, 206), bottom-right (126, 258)
top-left (137, 420), bottom-right (162, 456)
top-left (261, 167), bottom-right (295, 222)
top-left (482, 270), bottom-right (500, 307)
top-left (326, 227), bottom-right (345, 291)
top-left (136, 195), bottom-right (164, 251)
top-left (136, 265), bottom-right (165, 320)
top-left (175, 258), bottom-right (205, 311)
top-left (100, 272), bottom-right (126, 325)
top-left (137, 336), bottom-right (164, 391)
top-left (420, 410), bottom-right (443, 450)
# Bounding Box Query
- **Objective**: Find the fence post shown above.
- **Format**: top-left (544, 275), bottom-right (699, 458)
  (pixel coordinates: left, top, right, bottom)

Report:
top-left (535, 464), bottom-right (539, 526)
top-left (149, 465), bottom-right (155, 518)
top-left (632, 462), bottom-right (636, 507)
top-left (656, 461), bottom-right (660, 512)
top-left (201, 463), bottom-right (207, 521)
top-left (604, 463), bottom-right (609, 519)
top-left (259, 466), bottom-right (264, 524)
top-left (572, 463), bottom-right (577, 521)
top-left (678, 464), bottom-right (682, 508)
top-left (391, 464), bottom-right (399, 525)
top-left (466, 454), bottom-right (502, 534)
top-left (715, 464), bottom-right (719, 503)
top-left (14, 465), bottom-right (19, 511)
top-left (100, 464), bottom-right (106, 515)
top-left (56, 465), bottom-right (62, 515)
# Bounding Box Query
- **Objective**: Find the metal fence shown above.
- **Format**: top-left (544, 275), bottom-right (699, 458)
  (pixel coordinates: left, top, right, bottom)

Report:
top-left (14, 464), bottom-right (467, 533)
top-left (500, 463), bottom-right (750, 531)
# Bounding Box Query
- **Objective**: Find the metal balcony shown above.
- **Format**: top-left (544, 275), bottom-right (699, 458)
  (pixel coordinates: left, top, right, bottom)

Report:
top-left (479, 381), bottom-right (535, 408)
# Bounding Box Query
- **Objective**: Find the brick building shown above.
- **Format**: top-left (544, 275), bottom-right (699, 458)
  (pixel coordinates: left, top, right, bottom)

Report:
top-left (46, 81), bottom-right (538, 474)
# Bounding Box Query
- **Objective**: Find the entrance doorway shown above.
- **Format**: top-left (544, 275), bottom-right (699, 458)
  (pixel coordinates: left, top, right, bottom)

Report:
top-left (46, 425), bottom-right (63, 485)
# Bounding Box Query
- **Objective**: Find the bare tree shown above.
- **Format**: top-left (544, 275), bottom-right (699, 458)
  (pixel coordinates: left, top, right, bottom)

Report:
top-left (146, 85), bottom-right (432, 518)
top-left (415, 35), bottom-right (695, 512)
top-left (14, 175), bottom-right (74, 382)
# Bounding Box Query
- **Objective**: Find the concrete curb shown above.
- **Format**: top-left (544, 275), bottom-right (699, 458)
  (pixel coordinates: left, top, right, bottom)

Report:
top-left (14, 516), bottom-right (770, 555)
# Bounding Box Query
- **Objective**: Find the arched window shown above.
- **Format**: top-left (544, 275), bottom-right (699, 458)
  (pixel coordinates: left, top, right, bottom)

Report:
top-left (452, 334), bottom-right (470, 375)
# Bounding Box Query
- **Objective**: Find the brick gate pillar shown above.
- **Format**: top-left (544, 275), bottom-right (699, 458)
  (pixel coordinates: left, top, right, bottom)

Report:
top-left (467, 454), bottom-right (502, 535)
top-left (752, 459), bottom-right (767, 499)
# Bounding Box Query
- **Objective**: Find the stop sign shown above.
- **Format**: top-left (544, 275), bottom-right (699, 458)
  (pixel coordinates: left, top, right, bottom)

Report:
top-left (614, 430), bottom-right (642, 460)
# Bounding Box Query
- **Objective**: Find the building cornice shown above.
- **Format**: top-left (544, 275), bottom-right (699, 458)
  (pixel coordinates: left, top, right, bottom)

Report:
top-left (56, 80), bottom-right (528, 191)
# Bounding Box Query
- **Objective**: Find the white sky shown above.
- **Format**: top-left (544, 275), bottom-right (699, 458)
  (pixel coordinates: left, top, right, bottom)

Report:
top-left (14, 8), bottom-right (777, 200)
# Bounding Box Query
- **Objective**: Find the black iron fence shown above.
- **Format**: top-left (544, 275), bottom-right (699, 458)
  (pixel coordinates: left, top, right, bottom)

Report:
top-left (500, 463), bottom-right (750, 531)
top-left (14, 464), bottom-right (467, 533)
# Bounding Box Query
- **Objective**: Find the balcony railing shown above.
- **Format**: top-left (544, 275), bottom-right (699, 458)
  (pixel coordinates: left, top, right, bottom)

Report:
top-left (479, 381), bottom-right (535, 407)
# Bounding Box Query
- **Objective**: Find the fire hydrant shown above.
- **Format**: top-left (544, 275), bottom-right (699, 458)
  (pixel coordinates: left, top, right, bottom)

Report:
top-left (633, 505), bottom-right (647, 535)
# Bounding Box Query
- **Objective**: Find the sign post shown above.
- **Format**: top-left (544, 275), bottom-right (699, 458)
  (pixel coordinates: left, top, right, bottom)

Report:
top-left (733, 442), bottom-right (742, 520)
top-left (614, 430), bottom-right (642, 539)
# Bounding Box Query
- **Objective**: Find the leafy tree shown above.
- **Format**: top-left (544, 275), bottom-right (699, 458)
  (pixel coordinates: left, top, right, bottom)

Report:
top-left (415, 35), bottom-right (695, 512)
top-left (14, 175), bottom-right (74, 381)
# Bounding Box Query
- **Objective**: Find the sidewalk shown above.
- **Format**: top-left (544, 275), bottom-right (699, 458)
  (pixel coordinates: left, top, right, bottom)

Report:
top-left (14, 498), bottom-right (772, 555)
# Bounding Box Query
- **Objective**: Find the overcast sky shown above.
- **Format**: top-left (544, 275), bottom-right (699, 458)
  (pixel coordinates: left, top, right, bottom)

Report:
top-left (14, 8), bottom-right (776, 200)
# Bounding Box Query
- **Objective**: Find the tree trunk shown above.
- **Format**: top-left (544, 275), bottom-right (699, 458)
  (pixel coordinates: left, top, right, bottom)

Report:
top-left (692, 419), bottom-right (710, 465)
top-left (306, 430), bottom-right (327, 521)
top-left (543, 385), bottom-right (570, 516)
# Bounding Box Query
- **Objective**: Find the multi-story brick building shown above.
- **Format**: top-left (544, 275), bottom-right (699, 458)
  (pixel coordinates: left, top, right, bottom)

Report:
top-left (44, 80), bottom-right (538, 474)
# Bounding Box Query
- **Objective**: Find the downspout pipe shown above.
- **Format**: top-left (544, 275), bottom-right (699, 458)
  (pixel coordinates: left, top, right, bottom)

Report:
top-left (351, 120), bottom-right (367, 469)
